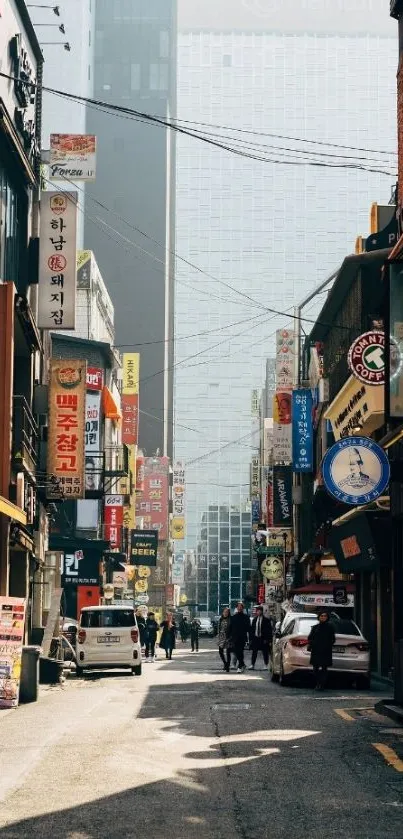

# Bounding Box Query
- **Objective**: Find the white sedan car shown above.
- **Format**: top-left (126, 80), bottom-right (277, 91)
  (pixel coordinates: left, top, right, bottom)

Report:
top-left (270, 613), bottom-right (370, 689)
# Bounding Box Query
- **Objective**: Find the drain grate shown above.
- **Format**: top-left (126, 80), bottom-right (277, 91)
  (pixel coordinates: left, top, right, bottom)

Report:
top-left (212, 703), bottom-right (251, 711)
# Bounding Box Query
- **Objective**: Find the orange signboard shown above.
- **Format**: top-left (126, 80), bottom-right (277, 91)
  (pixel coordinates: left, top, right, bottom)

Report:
top-left (47, 359), bottom-right (86, 499)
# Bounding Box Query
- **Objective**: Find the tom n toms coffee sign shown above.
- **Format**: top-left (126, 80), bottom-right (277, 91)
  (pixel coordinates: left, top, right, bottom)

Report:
top-left (348, 331), bottom-right (385, 385)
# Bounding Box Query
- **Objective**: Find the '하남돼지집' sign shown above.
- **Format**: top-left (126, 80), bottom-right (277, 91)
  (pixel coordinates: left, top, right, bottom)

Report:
top-left (347, 331), bottom-right (385, 386)
top-left (38, 191), bottom-right (78, 330)
top-left (321, 436), bottom-right (390, 506)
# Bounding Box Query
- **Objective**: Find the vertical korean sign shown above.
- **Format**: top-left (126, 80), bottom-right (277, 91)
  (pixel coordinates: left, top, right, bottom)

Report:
top-left (104, 495), bottom-right (124, 550)
top-left (292, 389), bottom-right (313, 472)
top-left (122, 353), bottom-right (140, 445)
top-left (0, 597), bottom-right (26, 708)
top-left (272, 392), bottom-right (292, 464)
top-left (172, 461), bottom-right (185, 540)
top-left (47, 360), bottom-right (86, 499)
top-left (38, 191), bottom-right (77, 329)
top-left (136, 457), bottom-right (169, 541)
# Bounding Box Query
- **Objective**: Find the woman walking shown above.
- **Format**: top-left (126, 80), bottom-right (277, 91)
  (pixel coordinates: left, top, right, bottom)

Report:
top-left (160, 612), bottom-right (177, 660)
top-left (308, 611), bottom-right (336, 690)
top-left (217, 607), bottom-right (232, 673)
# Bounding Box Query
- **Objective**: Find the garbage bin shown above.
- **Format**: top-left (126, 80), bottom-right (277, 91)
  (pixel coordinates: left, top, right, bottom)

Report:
top-left (20, 645), bottom-right (41, 703)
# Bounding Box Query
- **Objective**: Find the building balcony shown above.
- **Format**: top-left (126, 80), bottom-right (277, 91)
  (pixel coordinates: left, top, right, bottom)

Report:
top-left (85, 445), bottom-right (129, 498)
top-left (12, 396), bottom-right (38, 479)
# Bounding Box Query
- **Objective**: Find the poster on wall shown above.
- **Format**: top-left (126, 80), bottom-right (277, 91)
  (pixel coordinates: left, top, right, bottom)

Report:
top-left (47, 359), bottom-right (86, 499)
top-left (0, 597), bottom-right (26, 709)
top-left (38, 191), bottom-right (78, 330)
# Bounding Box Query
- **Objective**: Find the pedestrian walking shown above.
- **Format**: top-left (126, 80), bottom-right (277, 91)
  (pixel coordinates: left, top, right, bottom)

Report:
top-left (190, 618), bottom-right (200, 652)
top-left (217, 607), bottom-right (232, 672)
top-left (160, 613), bottom-right (177, 660)
top-left (179, 616), bottom-right (189, 643)
top-left (136, 610), bottom-right (146, 648)
top-left (230, 602), bottom-right (250, 673)
top-left (249, 606), bottom-right (272, 670)
top-left (145, 612), bottom-right (159, 661)
top-left (308, 611), bottom-right (336, 690)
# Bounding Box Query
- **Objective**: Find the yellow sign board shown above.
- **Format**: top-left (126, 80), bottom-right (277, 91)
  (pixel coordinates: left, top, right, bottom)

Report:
top-left (122, 353), bottom-right (140, 395)
top-left (324, 375), bottom-right (384, 440)
top-left (171, 517), bottom-right (185, 540)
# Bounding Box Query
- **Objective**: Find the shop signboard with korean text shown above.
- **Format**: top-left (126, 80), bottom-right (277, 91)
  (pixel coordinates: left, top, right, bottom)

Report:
top-left (251, 457), bottom-right (260, 495)
top-left (272, 392), bottom-right (292, 463)
top-left (104, 495), bottom-right (124, 550)
top-left (62, 550), bottom-right (100, 586)
top-left (47, 360), bottom-right (86, 499)
top-left (136, 457), bottom-right (169, 541)
top-left (122, 353), bottom-right (140, 446)
top-left (172, 552), bottom-right (185, 585)
top-left (49, 134), bottom-right (97, 181)
top-left (130, 530), bottom-right (158, 566)
top-left (38, 191), bottom-right (78, 329)
top-left (293, 593), bottom-right (354, 609)
top-left (172, 461), bottom-right (185, 540)
top-left (86, 367), bottom-right (104, 391)
top-left (0, 597), bottom-right (26, 709)
top-left (292, 389), bottom-right (313, 472)
top-left (275, 328), bottom-right (296, 390)
top-left (272, 465), bottom-right (293, 527)
top-left (322, 437), bottom-right (390, 507)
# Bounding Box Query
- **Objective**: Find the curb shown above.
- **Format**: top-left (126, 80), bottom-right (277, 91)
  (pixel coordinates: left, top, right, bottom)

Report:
top-left (375, 700), bottom-right (403, 725)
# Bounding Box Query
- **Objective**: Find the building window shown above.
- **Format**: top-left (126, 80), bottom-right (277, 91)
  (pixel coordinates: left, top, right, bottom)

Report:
top-left (149, 62), bottom-right (169, 91)
top-left (223, 54), bottom-right (232, 67)
top-left (160, 30), bottom-right (169, 59)
top-left (131, 63), bottom-right (140, 91)
top-left (0, 160), bottom-right (26, 289)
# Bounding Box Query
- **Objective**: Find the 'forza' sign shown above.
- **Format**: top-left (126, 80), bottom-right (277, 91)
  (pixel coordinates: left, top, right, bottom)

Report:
top-left (348, 331), bottom-right (385, 386)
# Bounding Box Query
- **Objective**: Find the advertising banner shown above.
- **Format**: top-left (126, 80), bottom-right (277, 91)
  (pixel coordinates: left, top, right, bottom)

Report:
top-left (86, 367), bottom-right (104, 391)
top-left (251, 457), bottom-right (260, 495)
top-left (324, 376), bottom-right (383, 440)
top-left (136, 457), bottom-right (169, 541)
top-left (62, 549), bottom-right (99, 586)
top-left (267, 475), bottom-right (273, 527)
top-left (85, 392), bottom-right (101, 453)
top-left (0, 597), bottom-right (26, 709)
top-left (130, 530), bottom-right (158, 566)
top-left (275, 328), bottom-right (296, 390)
top-left (104, 495), bottom-right (124, 550)
top-left (38, 191), bottom-right (78, 329)
top-left (47, 359), bottom-right (86, 499)
top-left (272, 465), bottom-right (293, 527)
top-left (272, 391), bottom-right (292, 464)
top-left (172, 552), bottom-right (185, 585)
top-left (122, 353), bottom-right (140, 446)
top-left (322, 436), bottom-right (390, 507)
top-left (49, 134), bottom-right (97, 181)
top-left (172, 461), bottom-right (185, 540)
top-left (292, 389), bottom-right (313, 472)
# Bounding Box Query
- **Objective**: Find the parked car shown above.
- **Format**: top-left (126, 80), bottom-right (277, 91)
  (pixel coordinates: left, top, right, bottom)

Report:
top-left (270, 613), bottom-right (370, 688)
top-left (76, 605), bottom-right (142, 676)
top-left (198, 617), bottom-right (215, 637)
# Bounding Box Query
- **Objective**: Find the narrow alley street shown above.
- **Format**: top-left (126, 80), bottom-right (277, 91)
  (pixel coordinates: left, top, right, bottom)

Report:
top-left (0, 643), bottom-right (402, 839)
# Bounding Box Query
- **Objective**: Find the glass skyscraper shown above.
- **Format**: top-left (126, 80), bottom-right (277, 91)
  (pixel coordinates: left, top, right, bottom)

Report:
top-left (174, 2), bottom-right (396, 612)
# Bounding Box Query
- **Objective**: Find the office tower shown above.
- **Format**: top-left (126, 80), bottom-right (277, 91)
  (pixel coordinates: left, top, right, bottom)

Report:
top-left (174, 0), bottom-right (396, 611)
top-left (85, 0), bottom-right (177, 457)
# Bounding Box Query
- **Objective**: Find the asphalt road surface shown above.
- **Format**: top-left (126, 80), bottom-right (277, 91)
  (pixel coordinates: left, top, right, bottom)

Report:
top-left (0, 641), bottom-right (402, 839)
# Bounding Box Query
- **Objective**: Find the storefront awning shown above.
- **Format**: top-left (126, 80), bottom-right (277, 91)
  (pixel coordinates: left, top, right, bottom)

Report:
top-left (0, 496), bottom-right (27, 526)
top-left (102, 386), bottom-right (122, 422)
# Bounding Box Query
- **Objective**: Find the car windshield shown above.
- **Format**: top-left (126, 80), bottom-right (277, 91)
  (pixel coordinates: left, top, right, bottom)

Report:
top-left (80, 610), bottom-right (136, 628)
top-left (296, 619), bottom-right (317, 635)
top-left (331, 619), bottom-right (361, 636)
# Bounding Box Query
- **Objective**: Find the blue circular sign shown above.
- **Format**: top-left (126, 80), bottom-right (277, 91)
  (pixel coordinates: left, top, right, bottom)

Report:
top-left (322, 436), bottom-right (390, 506)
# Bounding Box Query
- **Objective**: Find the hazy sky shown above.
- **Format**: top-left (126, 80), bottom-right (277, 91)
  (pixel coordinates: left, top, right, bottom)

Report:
top-left (178, 0), bottom-right (395, 37)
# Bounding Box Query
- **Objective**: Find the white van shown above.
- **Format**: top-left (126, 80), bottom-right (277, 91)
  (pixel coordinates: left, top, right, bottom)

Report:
top-left (76, 605), bottom-right (142, 676)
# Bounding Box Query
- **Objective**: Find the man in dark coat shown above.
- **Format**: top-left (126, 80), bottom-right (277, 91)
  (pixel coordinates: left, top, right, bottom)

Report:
top-left (308, 612), bottom-right (336, 689)
top-left (248, 606), bottom-right (272, 669)
top-left (230, 602), bottom-right (250, 673)
top-left (145, 612), bottom-right (159, 660)
top-left (190, 618), bottom-right (200, 652)
top-left (136, 611), bottom-right (146, 648)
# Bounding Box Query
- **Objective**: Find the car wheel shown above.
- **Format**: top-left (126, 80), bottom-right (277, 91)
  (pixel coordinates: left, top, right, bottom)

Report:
top-left (279, 657), bottom-right (291, 687)
top-left (357, 674), bottom-right (371, 690)
top-left (132, 664), bottom-right (142, 676)
top-left (269, 658), bottom-right (279, 683)
top-left (75, 666), bottom-right (84, 677)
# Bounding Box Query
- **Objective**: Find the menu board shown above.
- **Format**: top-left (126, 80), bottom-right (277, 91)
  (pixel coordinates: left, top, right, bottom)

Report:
top-left (0, 597), bottom-right (26, 708)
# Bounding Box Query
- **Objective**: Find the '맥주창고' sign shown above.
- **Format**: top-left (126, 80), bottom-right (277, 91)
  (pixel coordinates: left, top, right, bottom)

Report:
top-left (348, 331), bottom-right (385, 386)
top-left (47, 359), bottom-right (86, 499)
top-left (322, 436), bottom-right (390, 506)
